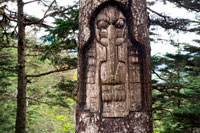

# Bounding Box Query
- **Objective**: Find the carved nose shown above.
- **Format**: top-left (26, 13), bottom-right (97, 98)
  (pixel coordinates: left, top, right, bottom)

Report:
top-left (108, 25), bottom-right (116, 40)
top-left (107, 25), bottom-right (117, 75)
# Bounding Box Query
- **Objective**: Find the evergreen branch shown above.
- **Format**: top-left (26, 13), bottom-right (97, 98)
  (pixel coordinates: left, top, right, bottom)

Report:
top-left (0, 45), bottom-right (18, 48)
top-left (0, 67), bottom-right (17, 73)
top-left (26, 96), bottom-right (52, 105)
top-left (0, 42), bottom-right (18, 48)
top-left (1, 90), bottom-right (52, 106)
top-left (147, 7), bottom-right (190, 31)
top-left (153, 107), bottom-right (173, 114)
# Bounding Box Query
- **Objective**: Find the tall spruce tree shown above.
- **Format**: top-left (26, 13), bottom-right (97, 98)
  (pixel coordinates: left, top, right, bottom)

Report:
top-left (152, 43), bottom-right (200, 132)
top-left (148, 0), bottom-right (200, 132)
top-left (0, 0), bottom-right (78, 132)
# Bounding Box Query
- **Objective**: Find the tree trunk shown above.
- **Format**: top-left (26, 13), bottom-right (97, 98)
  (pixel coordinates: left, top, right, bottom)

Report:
top-left (15, 0), bottom-right (27, 133)
top-left (76, 0), bottom-right (152, 132)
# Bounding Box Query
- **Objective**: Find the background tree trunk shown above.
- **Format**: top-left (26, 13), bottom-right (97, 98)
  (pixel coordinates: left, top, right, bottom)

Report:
top-left (76, 0), bottom-right (152, 132)
top-left (15, 0), bottom-right (27, 132)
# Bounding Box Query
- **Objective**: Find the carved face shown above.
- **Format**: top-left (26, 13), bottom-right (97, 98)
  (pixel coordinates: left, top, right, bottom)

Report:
top-left (95, 6), bottom-right (128, 46)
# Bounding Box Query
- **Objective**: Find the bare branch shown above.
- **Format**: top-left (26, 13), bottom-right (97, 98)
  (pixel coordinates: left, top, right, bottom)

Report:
top-left (5, 6), bottom-right (16, 14)
top-left (152, 69), bottom-right (168, 81)
top-left (25, 54), bottom-right (43, 56)
top-left (26, 67), bottom-right (75, 77)
top-left (2, 12), bottom-right (17, 22)
top-left (24, 0), bottom-right (41, 5)
top-left (24, 0), bottom-right (56, 26)
top-left (147, 7), bottom-right (169, 22)
top-left (3, 7), bottom-right (18, 22)
top-left (43, 0), bottom-right (56, 19)
top-left (173, 0), bottom-right (199, 12)
top-left (24, 3), bottom-right (76, 26)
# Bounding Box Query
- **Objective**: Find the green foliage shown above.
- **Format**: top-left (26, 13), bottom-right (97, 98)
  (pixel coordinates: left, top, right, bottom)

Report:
top-left (26, 99), bottom-right (76, 133)
top-left (0, 38), bottom-right (17, 132)
top-left (152, 44), bottom-right (200, 132)
top-left (0, 100), bottom-right (16, 132)
top-left (151, 1), bottom-right (200, 131)
top-left (55, 78), bottom-right (77, 101)
top-left (0, 15), bottom-right (78, 132)
top-left (41, 3), bottom-right (79, 65)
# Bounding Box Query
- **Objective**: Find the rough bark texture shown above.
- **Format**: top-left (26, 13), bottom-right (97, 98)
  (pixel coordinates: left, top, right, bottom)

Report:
top-left (15, 0), bottom-right (27, 133)
top-left (77, 0), bottom-right (152, 132)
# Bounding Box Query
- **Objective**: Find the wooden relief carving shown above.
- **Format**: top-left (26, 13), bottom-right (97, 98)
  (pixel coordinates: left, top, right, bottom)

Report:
top-left (85, 5), bottom-right (142, 117)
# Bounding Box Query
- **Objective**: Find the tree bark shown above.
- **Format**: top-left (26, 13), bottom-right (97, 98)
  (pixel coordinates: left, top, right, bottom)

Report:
top-left (76, 0), bottom-right (152, 132)
top-left (15, 0), bottom-right (27, 133)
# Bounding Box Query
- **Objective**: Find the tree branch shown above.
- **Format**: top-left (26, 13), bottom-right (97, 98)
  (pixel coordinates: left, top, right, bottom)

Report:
top-left (1, 90), bottom-right (52, 106)
top-left (152, 69), bottom-right (168, 81)
top-left (26, 67), bottom-right (75, 77)
top-left (24, 0), bottom-right (41, 5)
top-left (24, 3), bottom-right (77, 26)
top-left (25, 54), bottom-right (43, 56)
top-left (24, 0), bottom-right (56, 26)
top-left (147, 7), bottom-right (169, 23)
top-left (2, 12), bottom-right (17, 22)
top-left (0, 45), bottom-right (18, 48)
top-left (0, 42), bottom-right (18, 48)
top-left (172, 0), bottom-right (199, 12)
top-left (26, 96), bottom-right (52, 105)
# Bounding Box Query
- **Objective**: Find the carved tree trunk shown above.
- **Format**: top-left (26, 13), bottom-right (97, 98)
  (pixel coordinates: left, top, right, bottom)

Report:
top-left (76, 0), bottom-right (152, 132)
top-left (15, 0), bottom-right (27, 133)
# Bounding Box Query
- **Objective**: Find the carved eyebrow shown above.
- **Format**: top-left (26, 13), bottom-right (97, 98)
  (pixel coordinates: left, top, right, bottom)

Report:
top-left (118, 17), bottom-right (125, 20)
top-left (115, 18), bottom-right (125, 22)
top-left (112, 18), bottom-right (126, 25)
top-left (96, 19), bottom-right (110, 24)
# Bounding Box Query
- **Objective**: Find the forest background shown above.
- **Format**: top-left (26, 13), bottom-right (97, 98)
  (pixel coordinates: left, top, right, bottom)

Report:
top-left (0, 0), bottom-right (199, 132)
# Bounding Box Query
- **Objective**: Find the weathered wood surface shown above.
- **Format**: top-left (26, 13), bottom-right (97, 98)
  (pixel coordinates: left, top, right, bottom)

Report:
top-left (77, 0), bottom-right (152, 132)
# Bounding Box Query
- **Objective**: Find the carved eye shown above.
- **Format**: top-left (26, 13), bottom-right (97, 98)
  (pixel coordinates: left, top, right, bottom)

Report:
top-left (97, 20), bottom-right (109, 29)
top-left (114, 18), bottom-right (125, 28)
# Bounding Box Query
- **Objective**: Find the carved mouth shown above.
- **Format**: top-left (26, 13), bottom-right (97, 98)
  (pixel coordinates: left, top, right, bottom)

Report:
top-left (101, 84), bottom-right (126, 102)
top-left (102, 91), bottom-right (126, 102)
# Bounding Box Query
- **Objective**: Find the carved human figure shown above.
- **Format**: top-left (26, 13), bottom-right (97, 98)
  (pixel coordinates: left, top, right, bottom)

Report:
top-left (95, 6), bottom-right (129, 117)
top-left (85, 5), bottom-right (142, 117)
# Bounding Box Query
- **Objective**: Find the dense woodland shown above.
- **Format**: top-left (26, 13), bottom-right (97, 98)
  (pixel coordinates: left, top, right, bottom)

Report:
top-left (0, 0), bottom-right (199, 132)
